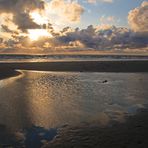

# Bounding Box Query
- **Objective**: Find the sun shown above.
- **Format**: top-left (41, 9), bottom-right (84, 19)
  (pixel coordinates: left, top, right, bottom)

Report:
top-left (28, 11), bottom-right (52, 41)
top-left (28, 29), bottom-right (52, 41)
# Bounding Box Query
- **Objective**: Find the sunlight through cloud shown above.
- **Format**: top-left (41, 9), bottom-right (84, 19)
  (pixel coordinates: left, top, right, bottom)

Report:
top-left (28, 29), bottom-right (52, 41)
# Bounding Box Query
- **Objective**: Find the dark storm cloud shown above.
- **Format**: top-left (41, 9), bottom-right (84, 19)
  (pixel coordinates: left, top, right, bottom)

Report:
top-left (1, 25), bottom-right (148, 51)
top-left (0, 0), bottom-right (45, 31)
top-left (56, 25), bottom-right (148, 49)
top-left (13, 13), bottom-right (40, 31)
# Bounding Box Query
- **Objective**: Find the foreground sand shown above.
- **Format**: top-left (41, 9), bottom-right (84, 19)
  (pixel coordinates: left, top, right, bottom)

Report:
top-left (43, 108), bottom-right (148, 148)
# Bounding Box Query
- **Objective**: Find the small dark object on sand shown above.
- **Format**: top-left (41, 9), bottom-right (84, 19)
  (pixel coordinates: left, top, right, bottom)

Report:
top-left (102, 80), bottom-right (108, 83)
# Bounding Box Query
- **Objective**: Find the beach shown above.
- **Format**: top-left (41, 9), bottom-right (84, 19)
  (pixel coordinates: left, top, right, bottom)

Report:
top-left (0, 0), bottom-right (147, 147)
top-left (1, 60), bottom-right (148, 80)
top-left (0, 60), bottom-right (148, 147)
top-left (44, 108), bottom-right (148, 148)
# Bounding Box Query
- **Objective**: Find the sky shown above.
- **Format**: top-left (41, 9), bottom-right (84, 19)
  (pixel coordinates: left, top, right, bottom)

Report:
top-left (80, 0), bottom-right (145, 28)
top-left (0, 0), bottom-right (148, 54)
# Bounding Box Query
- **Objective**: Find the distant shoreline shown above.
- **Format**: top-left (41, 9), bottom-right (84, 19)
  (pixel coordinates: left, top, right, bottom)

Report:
top-left (0, 60), bottom-right (148, 73)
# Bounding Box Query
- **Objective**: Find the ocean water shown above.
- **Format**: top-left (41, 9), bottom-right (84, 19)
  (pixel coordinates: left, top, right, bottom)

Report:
top-left (0, 70), bottom-right (148, 147)
top-left (0, 54), bottom-right (148, 62)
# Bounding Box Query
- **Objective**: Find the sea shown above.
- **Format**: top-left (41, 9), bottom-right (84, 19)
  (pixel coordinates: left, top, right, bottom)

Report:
top-left (0, 54), bottom-right (148, 62)
top-left (0, 54), bottom-right (148, 147)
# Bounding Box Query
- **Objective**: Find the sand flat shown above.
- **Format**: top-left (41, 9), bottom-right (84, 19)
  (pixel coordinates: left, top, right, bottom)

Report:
top-left (0, 60), bottom-right (148, 73)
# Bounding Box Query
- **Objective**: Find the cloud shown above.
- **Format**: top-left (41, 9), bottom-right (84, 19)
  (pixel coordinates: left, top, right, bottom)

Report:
top-left (49, 0), bottom-right (84, 23)
top-left (128, 1), bottom-right (148, 33)
top-left (0, 1), bottom-right (148, 53)
top-left (0, 0), bottom-right (45, 31)
top-left (1, 25), bottom-right (14, 33)
top-left (0, 27), bottom-right (147, 54)
top-left (54, 25), bottom-right (148, 50)
top-left (12, 24), bottom-right (145, 51)
top-left (0, 38), bottom-right (3, 43)
top-left (1, 24), bottom-right (148, 51)
top-left (0, 0), bottom-right (84, 35)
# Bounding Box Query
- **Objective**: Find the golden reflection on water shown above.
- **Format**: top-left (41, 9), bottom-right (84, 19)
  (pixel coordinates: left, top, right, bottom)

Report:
top-left (0, 71), bottom-right (148, 130)
top-left (24, 71), bottom-right (83, 128)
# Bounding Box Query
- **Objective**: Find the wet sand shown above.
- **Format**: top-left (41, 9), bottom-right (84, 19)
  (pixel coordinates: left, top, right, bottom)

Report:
top-left (43, 108), bottom-right (148, 148)
top-left (0, 60), bottom-right (148, 148)
top-left (0, 69), bottom-right (21, 80)
top-left (0, 60), bottom-right (148, 72)
top-left (1, 60), bottom-right (148, 79)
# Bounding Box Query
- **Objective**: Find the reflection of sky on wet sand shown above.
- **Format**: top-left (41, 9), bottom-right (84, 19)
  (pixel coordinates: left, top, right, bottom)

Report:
top-left (0, 71), bottom-right (148, 130)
